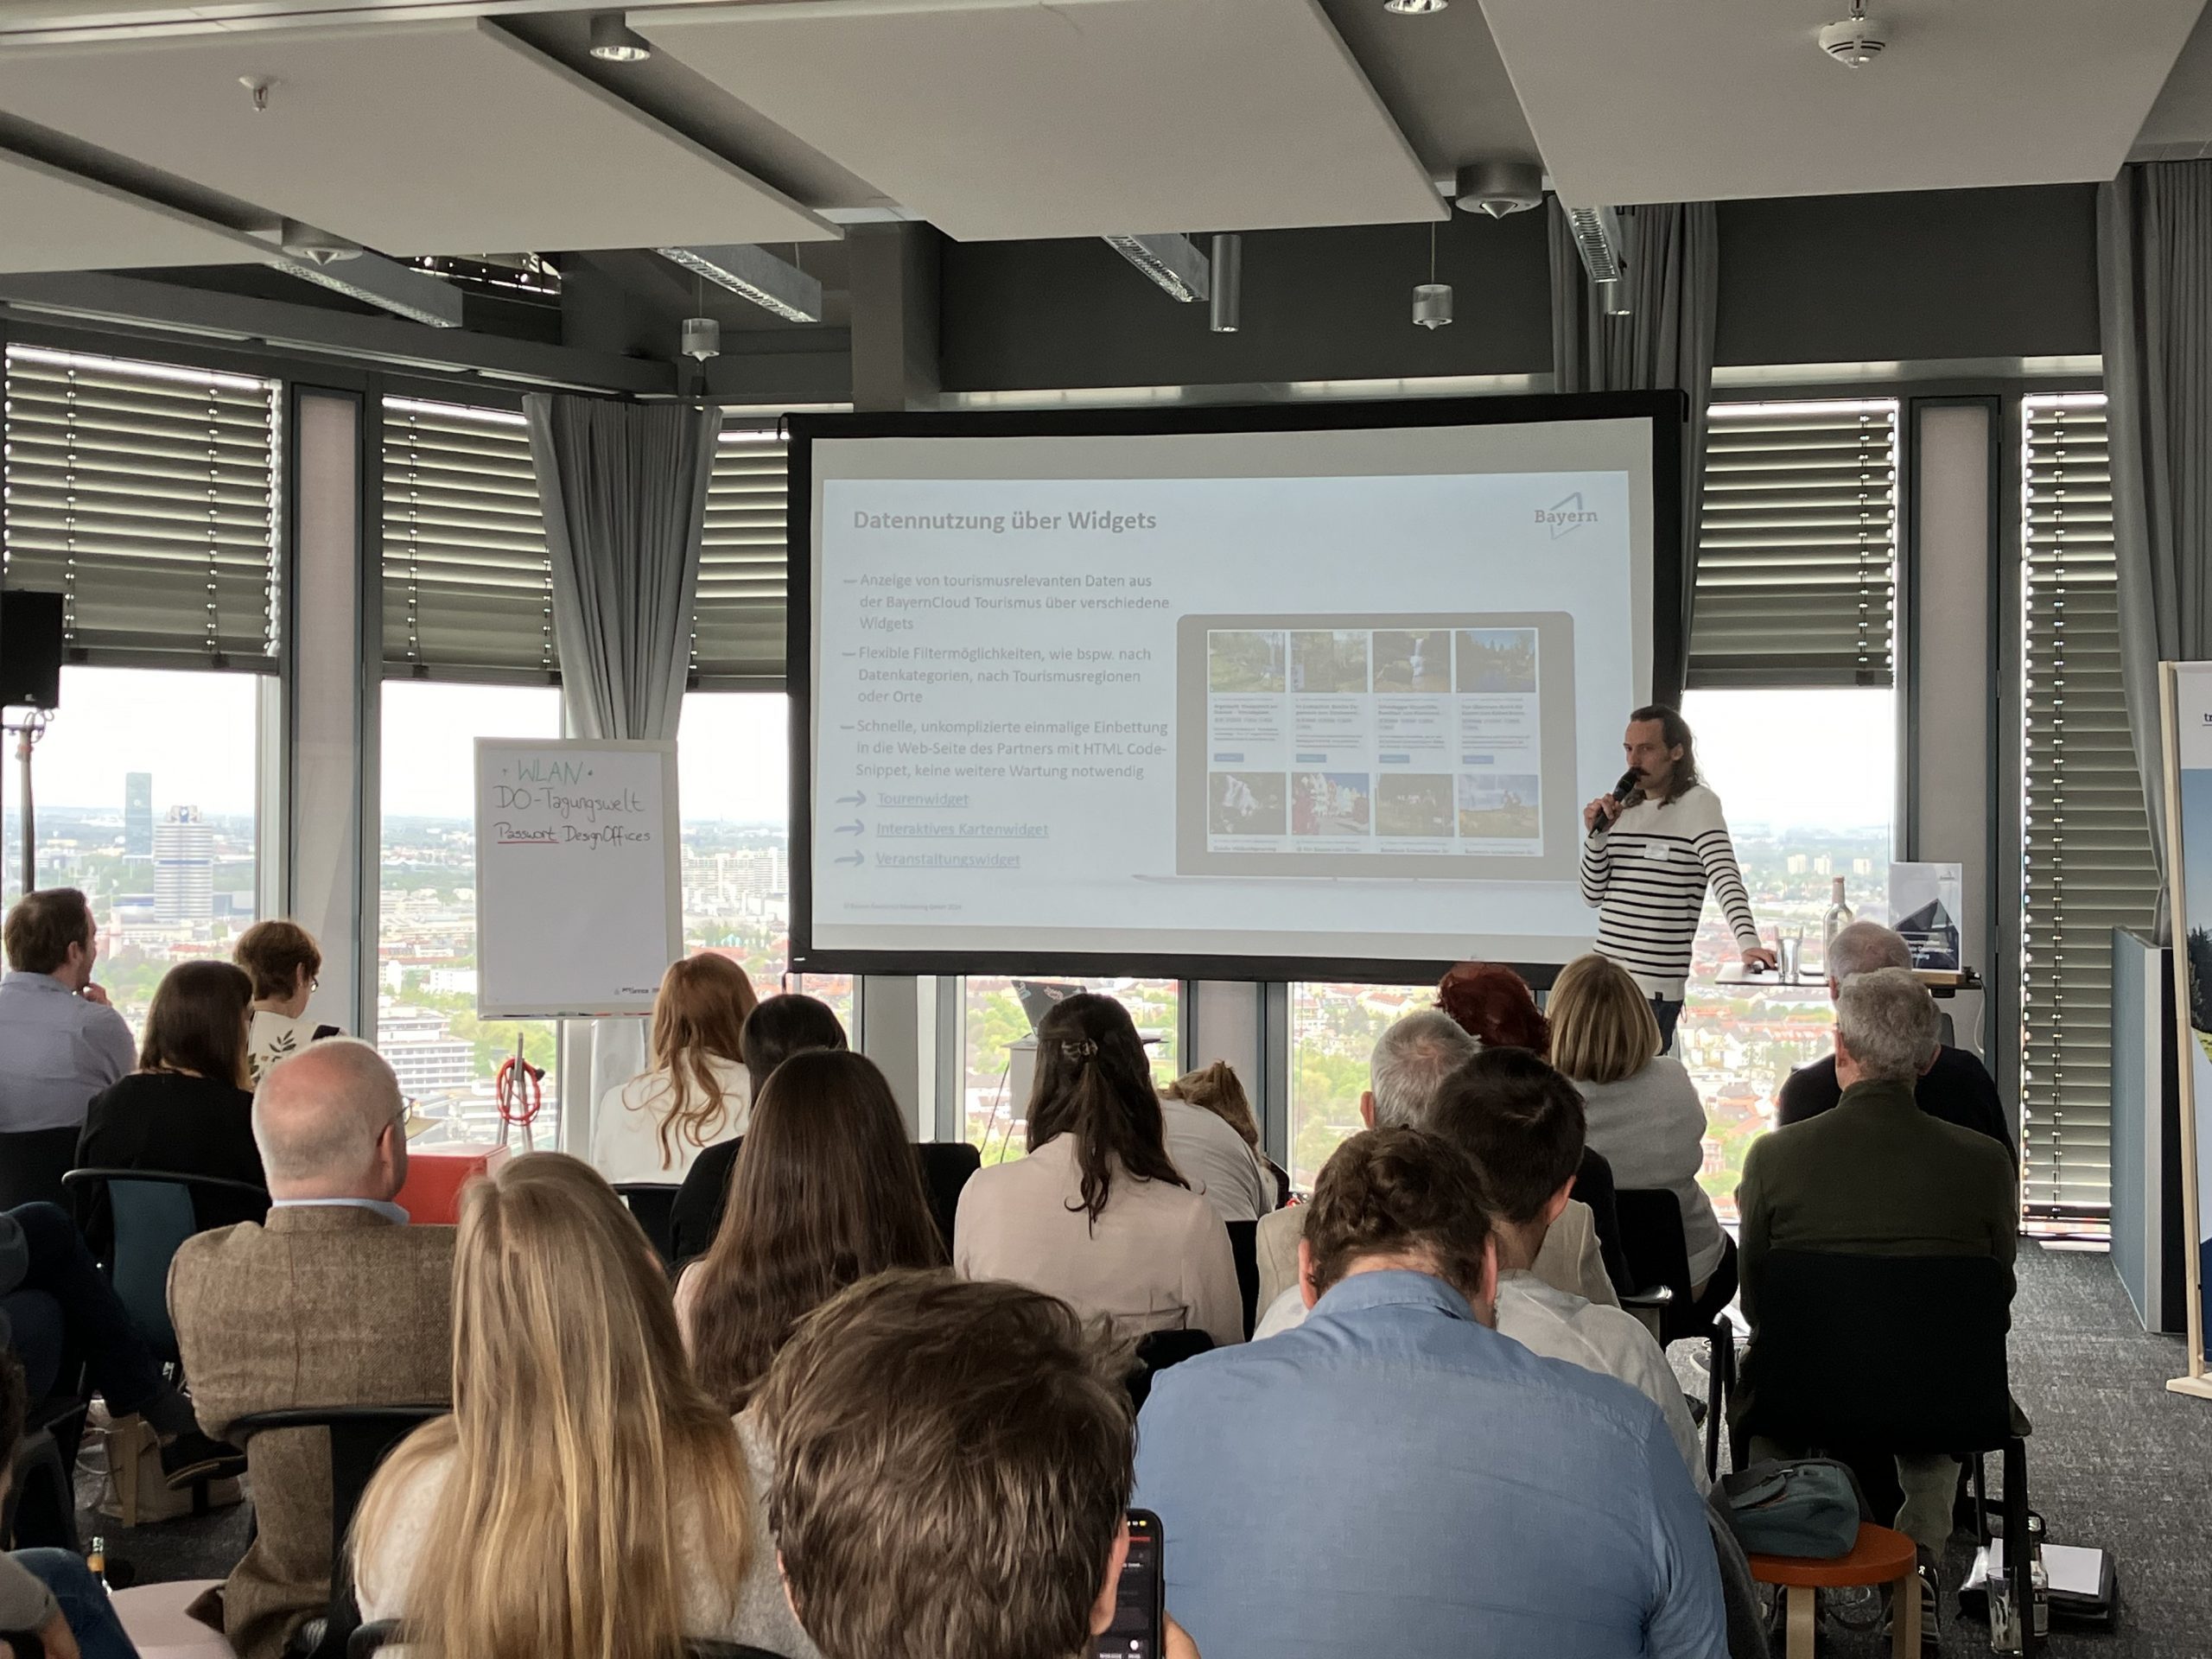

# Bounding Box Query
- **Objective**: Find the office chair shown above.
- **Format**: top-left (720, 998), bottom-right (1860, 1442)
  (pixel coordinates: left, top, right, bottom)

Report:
top-left (229, 1404), bottom-right (448, 1659)
top-left (1730, 1249), bottom-right (2035, 1655)
top-left (60, 1168), bottom-right (271, 1364)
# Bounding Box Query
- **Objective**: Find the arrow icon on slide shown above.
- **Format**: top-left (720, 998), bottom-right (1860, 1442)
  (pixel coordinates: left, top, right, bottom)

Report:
top-left (835, 851), bottom-right (865, 867)
top-left (835, 819), bottom-right (866, 836)
top-left (836, 791), bottom-right (868, 806)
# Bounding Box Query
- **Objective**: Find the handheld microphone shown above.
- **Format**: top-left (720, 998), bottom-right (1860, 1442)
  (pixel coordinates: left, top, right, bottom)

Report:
top-left (1610, 769), bottom-right (1641, 804)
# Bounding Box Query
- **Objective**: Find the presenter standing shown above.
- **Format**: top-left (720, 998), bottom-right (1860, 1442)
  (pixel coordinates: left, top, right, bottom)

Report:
top-left (1580, 705), bottom-right (1774, 1052)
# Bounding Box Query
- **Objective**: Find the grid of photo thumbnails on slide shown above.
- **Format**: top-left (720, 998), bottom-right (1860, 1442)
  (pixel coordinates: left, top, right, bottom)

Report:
top-left (1205, 626), bottom-right (1542, 853)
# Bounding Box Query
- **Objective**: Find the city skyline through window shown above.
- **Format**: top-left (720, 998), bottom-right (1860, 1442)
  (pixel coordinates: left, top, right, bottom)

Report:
top-left (0, 665), bottom-right (261, 1036)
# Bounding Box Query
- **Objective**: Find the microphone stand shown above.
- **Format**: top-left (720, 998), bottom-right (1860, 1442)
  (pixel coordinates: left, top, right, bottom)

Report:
top-left (3, 709), bottom-right (48, 896)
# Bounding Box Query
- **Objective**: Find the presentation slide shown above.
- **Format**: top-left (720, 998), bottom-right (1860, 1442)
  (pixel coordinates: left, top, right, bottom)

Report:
top-left (795, 404), bottom-right (1672, 976)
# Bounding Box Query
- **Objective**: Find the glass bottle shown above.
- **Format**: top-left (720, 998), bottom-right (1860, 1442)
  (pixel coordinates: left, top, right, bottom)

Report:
top-left (87, 1535), bottom-right (109, 1593)
top-left (1821, 876), bottom-right (1854, 962)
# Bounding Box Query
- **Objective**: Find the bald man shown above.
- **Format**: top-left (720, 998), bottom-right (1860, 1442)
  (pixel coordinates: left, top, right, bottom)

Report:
top-left (168, 1039), bottom-right (456, 1659)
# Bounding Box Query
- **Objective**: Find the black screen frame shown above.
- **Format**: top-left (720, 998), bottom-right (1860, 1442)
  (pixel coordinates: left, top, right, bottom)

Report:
top-left (785, 390), bottom-right (1687, 986)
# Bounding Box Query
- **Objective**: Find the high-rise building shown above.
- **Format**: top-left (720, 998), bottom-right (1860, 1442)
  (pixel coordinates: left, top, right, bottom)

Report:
top-left (124, 772), bottom-right (153, 856)
top-left (154, 804), bottom-right (213, 924)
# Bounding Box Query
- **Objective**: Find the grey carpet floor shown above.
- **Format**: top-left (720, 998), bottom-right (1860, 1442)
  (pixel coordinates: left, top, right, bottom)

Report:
top-left (77, 1242), bottom-right (2212, 1655)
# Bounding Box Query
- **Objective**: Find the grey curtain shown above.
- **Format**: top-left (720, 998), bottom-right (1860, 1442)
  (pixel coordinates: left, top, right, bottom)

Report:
top-left (2097, 161), bottom-right (2212, 931)
top-left (1548, 199), bottom-right (1719, 695)
top-left (524, 392), bottom-right (722, 1152)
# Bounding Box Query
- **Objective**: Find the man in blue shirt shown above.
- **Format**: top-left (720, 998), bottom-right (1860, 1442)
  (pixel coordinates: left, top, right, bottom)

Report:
top-left (0, 888), bottom-right (137, 1138)
top-left (1135, 1125), bottom-right (1725, 1659)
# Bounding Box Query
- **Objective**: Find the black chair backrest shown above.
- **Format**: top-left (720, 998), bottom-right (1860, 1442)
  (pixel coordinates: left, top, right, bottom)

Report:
top-left (917, 1141), bottom-right (981, 1253)
top-left (60, 1167), bottom-right (271, 1361)
top-left (0, 1127), bottom-right (78, 1211)
top-left (1615, 1187), bottom-right (1698, 1345)
top-left (1127, 1328), bottom-right (1213, 1412)
top-left (613, 1182), bottom-right (682, 1266)
top-left (1576, 1147), bottom-right (1634, 1299)
top-left (232, 1404), bottom-right (448, 1659)
top-left (1743, 1250), bottom-right (2013, 1453)
top-left (1224, 1218), bottom-right (1259, 1339)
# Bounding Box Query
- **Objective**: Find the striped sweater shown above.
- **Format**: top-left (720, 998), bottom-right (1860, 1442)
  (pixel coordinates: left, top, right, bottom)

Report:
top-left (1580, 783), bottom-right (1760, 1000)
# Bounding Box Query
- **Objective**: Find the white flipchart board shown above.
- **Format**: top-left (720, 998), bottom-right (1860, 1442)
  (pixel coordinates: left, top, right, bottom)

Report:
top-left (474, 738), bottom-right (681, 1019)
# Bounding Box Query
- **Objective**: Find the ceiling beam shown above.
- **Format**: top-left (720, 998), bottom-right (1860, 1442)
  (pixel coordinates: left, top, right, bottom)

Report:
top-left (0, 269), bottom-right (675, 393)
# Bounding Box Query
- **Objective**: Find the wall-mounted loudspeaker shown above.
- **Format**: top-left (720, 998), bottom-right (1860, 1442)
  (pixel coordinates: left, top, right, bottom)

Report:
top-left (0, 590), bottom-right (65, 711)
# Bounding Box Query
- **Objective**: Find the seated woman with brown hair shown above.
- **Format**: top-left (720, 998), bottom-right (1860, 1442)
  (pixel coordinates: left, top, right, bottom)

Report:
top-left (955, 993), bottom-right (1242, 1348)
top-left (232, 919), bottom-right (327, 1084)
top-left (677, 1048), bottom-right (944, 1412)
top-left (75, 959), bottom-right (265, 1254)
top-left (352, 1153), bottom-right (793, 1659)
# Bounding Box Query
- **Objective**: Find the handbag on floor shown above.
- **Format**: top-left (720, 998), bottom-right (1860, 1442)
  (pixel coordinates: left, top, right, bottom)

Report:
top-left (1716, 1458), bottom-right (1869, 1559)
top-left (97, 1414), bottom-right (243, 1526)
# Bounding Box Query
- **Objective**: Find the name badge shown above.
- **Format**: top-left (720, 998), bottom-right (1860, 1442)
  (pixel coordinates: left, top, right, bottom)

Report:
top-left (1644, 841), bottom-right (1674, 860)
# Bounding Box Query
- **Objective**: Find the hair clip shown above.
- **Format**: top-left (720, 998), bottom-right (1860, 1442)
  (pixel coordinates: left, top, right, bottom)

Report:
top-left (1061, 1038), bottom-right (1100, 1061)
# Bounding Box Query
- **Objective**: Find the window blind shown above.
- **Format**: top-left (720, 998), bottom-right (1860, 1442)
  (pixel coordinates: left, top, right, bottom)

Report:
top-left (381, 397), bottom-right (555, 680)
top-left (2019, 392), bottom-right (2158, 1224)
top-left (2, 345), bottom-right (280, 668)
top-left (692, 421), bottom-right (788, 688)
top-left (1690, 399), bottom-right (1899, 689)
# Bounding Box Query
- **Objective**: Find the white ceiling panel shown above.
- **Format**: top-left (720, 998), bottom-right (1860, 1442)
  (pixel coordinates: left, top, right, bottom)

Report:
top-left (1478, 0), bottom-right (2209, 204)
top-left (0, 148), bottom-right (262, 273)
top-left (637, 0), bottom-right (1444, 241)
top-left (0, 18), bottom-right (841, 257)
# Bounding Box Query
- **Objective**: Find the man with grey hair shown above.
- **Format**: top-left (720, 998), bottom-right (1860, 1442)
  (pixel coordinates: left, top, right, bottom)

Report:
top-left (1251, 1011), bottom-right (1614, 1329)
top-left (1777, 920), bottom-right (2012, 1159)
top-left (168, 1039), bottom-right (456, 1659)
top-left (1737, 968), bottom-right (2018, 1637)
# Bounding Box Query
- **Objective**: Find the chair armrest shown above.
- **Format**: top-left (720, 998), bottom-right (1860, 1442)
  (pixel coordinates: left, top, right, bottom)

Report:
top-left (347, 1620), bottom-right (404, 1659)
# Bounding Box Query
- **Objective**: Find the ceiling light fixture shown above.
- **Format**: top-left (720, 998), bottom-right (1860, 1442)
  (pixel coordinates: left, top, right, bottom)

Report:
top-left (1413, 222), bottom-right (1452, 329)
top-left (588, 12), bottom-right (652, 62)
top-left (1382, 0), bottom-right (1447, 13)
top-left (1452, 160), bottom-right (1543, 219)
top-left (681, 315), bottom-right (721, 361)
top-left (657, 244), bottom-right (822, 323)
top-left (1101, 233), bottom-right (1211, 304)
top-left (264, 245), bottom-right (464, 327)
top-left (277, 219), bottom-right (361, 267)
top-left (1817, 1), bottom-right (1888, 67)
top-left (1209, 233), bottom-right (1242, 334)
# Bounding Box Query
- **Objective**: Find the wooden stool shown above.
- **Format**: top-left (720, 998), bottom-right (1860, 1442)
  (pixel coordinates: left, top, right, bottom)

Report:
top-left (1748, 1522), bottom-right (1920, 1658)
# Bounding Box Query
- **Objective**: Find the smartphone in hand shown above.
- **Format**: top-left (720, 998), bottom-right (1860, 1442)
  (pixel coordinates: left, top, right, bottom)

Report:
top-left (1096, 1510), bottom-right (1164, 1659)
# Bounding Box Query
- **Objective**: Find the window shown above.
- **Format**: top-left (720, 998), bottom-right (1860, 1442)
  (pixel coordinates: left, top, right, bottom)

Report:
top-left (1, 346), bottom-right (279, 1041)
top-left (2019, 393), bottom-right (2158, 1227)
top-left (1288, 981), bottom-right (1428, 1191)
top-left (963, 977), bottom-right (1180, 1163)
top-left (1673, 398), bottom-right (1903, 1217)
top-left (380, 397), bottom-right (554, 680)
top-left (1676, 687), bottom-right (1895, 1218)
top-left (0, 667), bottom-right (262, 1038)
top-left (693, 423), bottom-right (789, 687)
top-left (1692, 400), bottom-right (1900, 689)
top-left (377, 680), bottom-right (561, 1146)
top-left (677, 687), bottom-right (794, 983)
top-left (3, 346), bottom-right (281, 666)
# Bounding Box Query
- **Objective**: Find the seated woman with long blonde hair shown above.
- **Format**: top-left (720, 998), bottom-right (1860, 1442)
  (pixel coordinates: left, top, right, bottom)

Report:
top-left (352, 1154), bottom-right (803, 1659)
top-left (591, 952), bottom-right (759, 1185)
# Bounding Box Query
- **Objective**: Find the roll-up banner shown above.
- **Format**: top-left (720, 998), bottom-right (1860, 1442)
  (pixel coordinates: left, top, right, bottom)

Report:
top-left (2158, 661), bottom-right (2212, 1398)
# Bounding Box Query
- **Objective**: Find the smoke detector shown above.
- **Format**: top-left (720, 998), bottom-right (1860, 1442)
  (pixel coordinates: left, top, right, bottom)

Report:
top-left (1818, 3), bottom-right (1888, 67)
